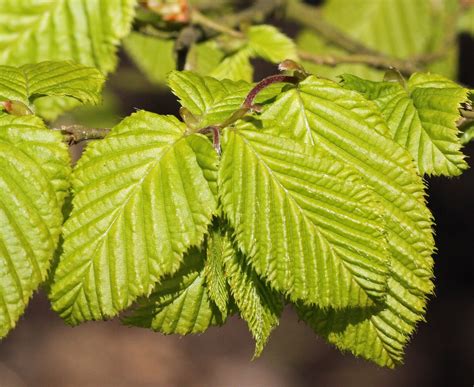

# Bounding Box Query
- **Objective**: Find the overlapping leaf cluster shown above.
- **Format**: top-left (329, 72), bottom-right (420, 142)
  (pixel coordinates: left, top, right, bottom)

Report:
top-left (0, 61), bottom-right (105, 338)
top-left (0, 0), bottom-right (471, 369)
top-left (36, 67), bottom-right (467, 367)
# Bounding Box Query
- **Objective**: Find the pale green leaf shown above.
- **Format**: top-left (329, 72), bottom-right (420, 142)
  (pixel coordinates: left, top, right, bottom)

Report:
top-left (33, 96), bottom-right (82, 123)
top-left (203, 228), bottom-right (231, 316)
top-left (461, 123), bottom-right (474, 144)
top-left (168, 70), bottom-right (251, 127)
top-left (219, 125), bottom-right (390, 308)
top-left (343, 73), bottom-right (469, 176)
top-left (247, 25), bottom-right (298, 63)
top-left (124, 248), bottom-right (226, 334)
top-left (124, 32), bottom-right (176, 86)
top-left (219, 229), bottom-right (283, 357)
top-left (0, 114), bottom-right (70, 337)
top-left (0, 62), bottom-right (104, 112)
top-left (262, 76), bottom-right (435, 367)
top-left (49, 111), bottom-right (218, 324)
top-left (0, 0), bottom-right (136, 74)
top-left (211, 48), bottom-right (253, 82)
top-left (191, 25), bottom-right (295, 82)
top-left (185, 41), bottom-right (225, 75)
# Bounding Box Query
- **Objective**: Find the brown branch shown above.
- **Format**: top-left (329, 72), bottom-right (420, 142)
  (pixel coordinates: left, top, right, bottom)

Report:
top-left (54, 125), bottom-right (110, 145)
top-left (298, 51), bottom-right (420, 76)
top-left (191, 9), bottom-right (243, 39)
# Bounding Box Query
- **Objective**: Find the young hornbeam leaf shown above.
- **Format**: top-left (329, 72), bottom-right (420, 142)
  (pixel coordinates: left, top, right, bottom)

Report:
top-left (124, 32), bottom-right (176, 85)
top-left (219, 124), bottom-right (390, 309)
top-left (0, 115), bottom-right (70, 338)
top-left (261, 75), bottom-right (435, 367)
top-left (247, 25), bottom-right (298, 63)
top-left (49, 111), bottom-right (218, 324)
top-left (203, 228), bottom-right (232, 315)
top-left (218, 228), bottom-right (284, 358)
top-left (0, 1), bottom-right (136, 74)
top-left (211, 49), bottom-right (254, 82)
top-left (210, 25), bottom-right (297, 82)
top-left (169, 71), bottom-right (253, 128)
top-left (342, 73), bottom-right (470, 176)
top-left (0, 62), bottom-right (105, 112)
top-left (123, 248), bottom-right (227, 334)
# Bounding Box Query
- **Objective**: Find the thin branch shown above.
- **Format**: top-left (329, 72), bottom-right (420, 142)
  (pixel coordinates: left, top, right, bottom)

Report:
top-left (223, 0), bottom-right (284, 27)
top-left (191, 9), bottom-right (243, 39)
top-left (198, 73), bottom-right (299, 143)
top-left (54, 125), bottom-right (110, 145)
top-left (243, 75), bottom-right (299, 109)
top-left (298, 51), bottom-right (419, 76)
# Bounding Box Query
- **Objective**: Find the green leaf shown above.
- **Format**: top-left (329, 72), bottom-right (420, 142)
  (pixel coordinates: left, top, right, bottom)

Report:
top-left (343, 73), bottom-right (469, 176)
top-left (185, 24), bottom-right (296, 82)
top-left (219, 125), bottom-right (390, 308)
top-left (211, 48), bottom-right (254, 82)
top-left (33, 96), bottom-right (82, 123)
top-left (0, 0), bottom-right (136, 74)
top-left (203, 228), bottom-right (231, 316)
top-left (461, 122), bottom-right (474, 145)
top-left (49, 111), bottom-right (218, 324)
top-left (186, 41), bottom-right (225, 75)
top-left (124, 32), bottom-right (176, 86)
top-left (220, 229), bottom-right (283, 357)
top-left (0, 114), bottom-right (70, 338)
top-left (168, 71), bottom-right (251, 127)
top-left (124, 248), bottom-right (226, 334)
top-left (0, 62), bottom-right (104, 110)
top-left (247, 25), bottom-right (298, 63)
top-left (262, 76), bottom-right (435, 367)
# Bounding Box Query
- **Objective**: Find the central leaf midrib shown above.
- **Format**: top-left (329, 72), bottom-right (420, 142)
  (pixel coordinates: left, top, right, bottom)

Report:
top-left (65, 133), bottom-right (187, 309)
top-left (237, 131), bottom-right (378, 300)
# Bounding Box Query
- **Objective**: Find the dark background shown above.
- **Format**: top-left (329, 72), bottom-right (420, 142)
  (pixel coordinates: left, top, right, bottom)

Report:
top-left (0, 12), bottom-right (473, 387)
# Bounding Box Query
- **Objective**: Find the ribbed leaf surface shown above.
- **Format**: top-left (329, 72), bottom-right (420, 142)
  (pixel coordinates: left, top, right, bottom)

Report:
top-left (203, 228), bottom-right (231, 315)
top-left (262, 76), bottom-right (435, 367)
top-left (0, 61), bottom-right (104, 108)
top-left (0, 0), bottom-right (136, 73)
top-left (219, 229), bottom-right (283, 357)
top-left (0, 115), bottom-right (70, 337)
top-left (219, 126), bottom-right (390, 308)
top-left (343, 73), bottom-right (469, 176)
top-left (168, 71), bottom-right (251, 127)
top-left (49, 111), bottom-right (218, 324)
top-left (124, 249), bottom-right (226, 334)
